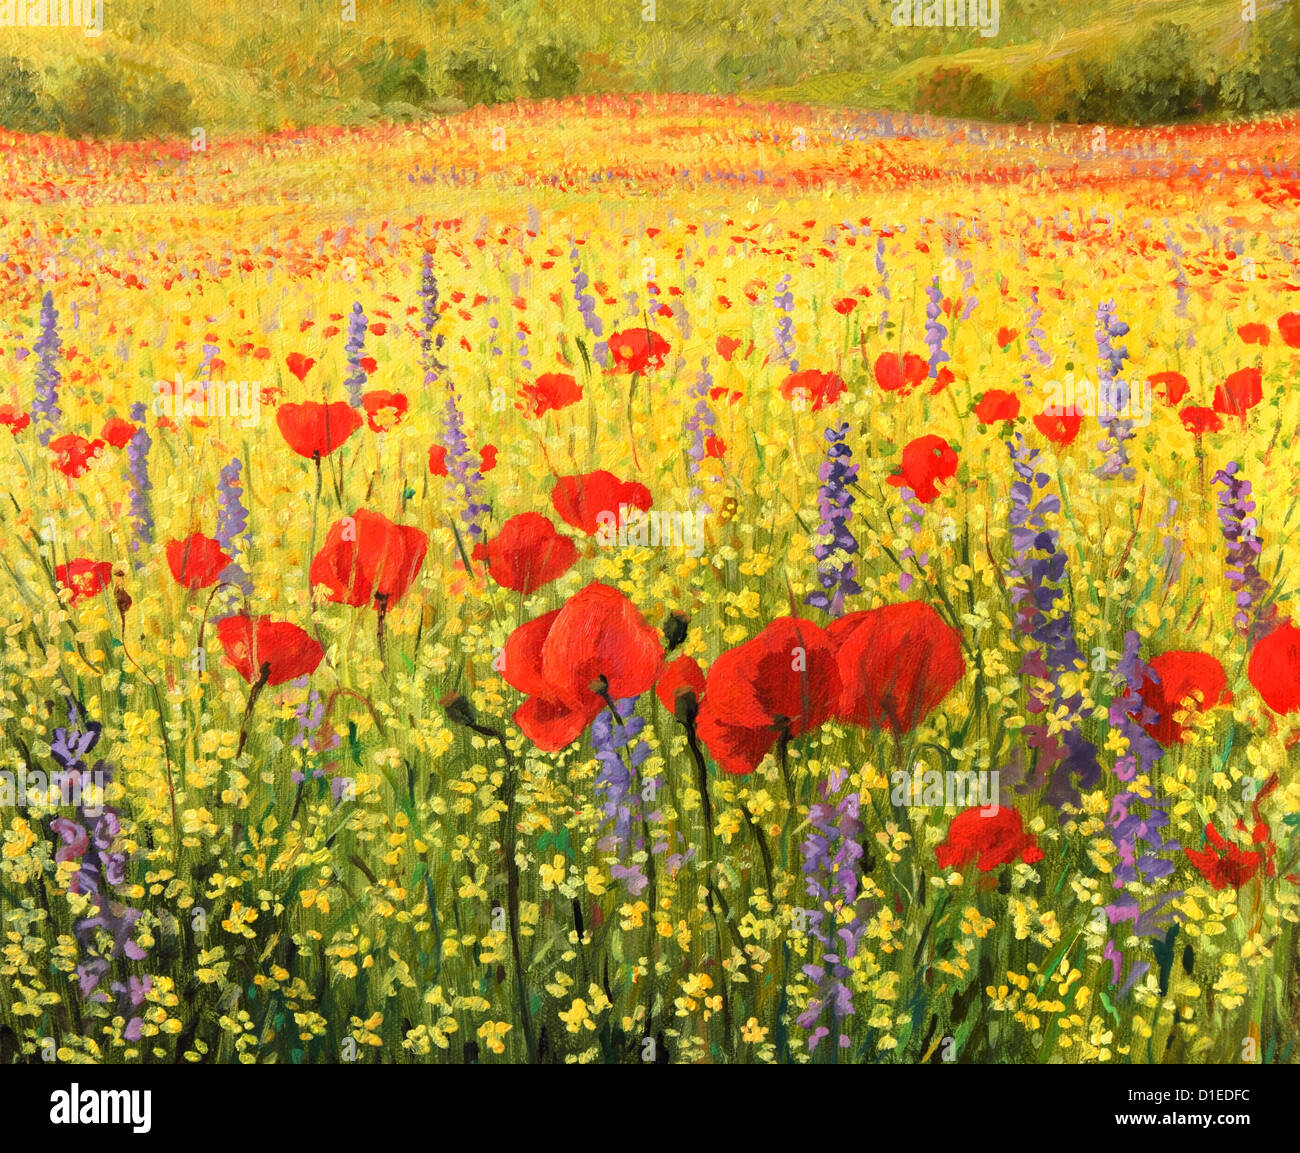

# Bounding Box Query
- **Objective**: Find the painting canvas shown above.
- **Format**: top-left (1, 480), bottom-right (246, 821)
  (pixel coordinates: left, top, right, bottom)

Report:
top-left (1, 0), bottom-right (1299, 1100)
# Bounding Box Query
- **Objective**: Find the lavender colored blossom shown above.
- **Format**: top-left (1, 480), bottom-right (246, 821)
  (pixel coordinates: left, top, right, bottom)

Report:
top-left (1005, 434), bottom-right (1101, 809)
top-left (124, 401), bottom-right (153, 558)
top-left (797, 776), bottom-right (866, 1052)
top-left (684, 357), bottom-right (717, 511)
top-left (772, 274), bottom-right (797, 370)
top-left (592, 696), bottom-right (661, 896)
top-left (569, 237), bottom-right (607, 366)
top-left (1213, 461), bottom-right (1279, 643)
top-left (1093, 299), bottom-right (1135, 481)
top-left (343, 301), bottom-right (369, 407)
top-left (32, 290), bottom-right (62, 446)
top-left (419, 251), bottom-right (447, 385)
top-left (216, 457), bottom-right (252, 594)
top-left (924, 278), bottom-right (949, 378)
top-left (46, 699), bottom-right (153, 1039)
top-left (1100, 631), bottom-right (1184, 996)
top-left (805, 421), bottom-right (860, 617)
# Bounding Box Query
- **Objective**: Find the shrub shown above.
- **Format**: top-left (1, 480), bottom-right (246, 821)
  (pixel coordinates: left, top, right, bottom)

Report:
top-left (445, 52), bottom-right (512, 106)
top-left (524, 43), bottom-right (580, 100)
top-left (0, 55), bottom-right (58, 135)
top-left (915, 64), bottom-right (996, 120)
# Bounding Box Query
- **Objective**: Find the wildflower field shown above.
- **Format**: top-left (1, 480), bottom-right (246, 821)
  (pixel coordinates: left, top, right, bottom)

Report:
top-left (4, 95), bottom-right (1300, 1065)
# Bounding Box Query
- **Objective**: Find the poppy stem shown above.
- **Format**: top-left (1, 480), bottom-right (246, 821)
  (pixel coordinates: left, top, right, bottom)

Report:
top-left (375, 594), bottom-right (389, 670)
top-left (310, 453), bottom-right (323, 570)
top-left (441, 694), bottom-right (538, 1064)
top-left (626, 371), bottom-right (643, 472)
top-left (236, 662), bottom-right (271, 759)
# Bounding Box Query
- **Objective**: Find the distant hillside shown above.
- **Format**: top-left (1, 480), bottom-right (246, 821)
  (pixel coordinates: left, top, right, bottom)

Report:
top-left (0, 0), bottom-right (1297, 137)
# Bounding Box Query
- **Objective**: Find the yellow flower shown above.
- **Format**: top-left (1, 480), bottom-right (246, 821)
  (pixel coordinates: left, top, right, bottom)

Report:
top-left (477, 1020), bottom-right (513, 1054)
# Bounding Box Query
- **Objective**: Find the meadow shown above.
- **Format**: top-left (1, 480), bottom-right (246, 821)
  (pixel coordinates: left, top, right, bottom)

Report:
top-left (2, 95), bottom-right (1300, 1063)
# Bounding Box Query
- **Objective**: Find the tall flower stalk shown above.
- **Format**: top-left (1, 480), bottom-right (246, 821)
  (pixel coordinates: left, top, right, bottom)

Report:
top-left (1006, 434), bottom-right (1101, 808)
top-left (125, 401), bottom-right (154, 563)
top-left (33, 290), bottom-right (62, 446)
top-left (1213, 461), bottom-right (1279, 644)
top-left (343, 301), bottom-right (369, 408)
top-left (806, 421), bottom-right (860, 617)
top-left (1094, 299), bottom-right (1135, 481)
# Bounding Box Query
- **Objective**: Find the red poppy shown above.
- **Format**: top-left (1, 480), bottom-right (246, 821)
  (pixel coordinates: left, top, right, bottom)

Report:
top-left (704, 435), bottom-right (726, 458)
top-left (501, 582), bottom-right (664, 749)
top-left (0, 405), bottom-right (30, 433)
top-left (935, 806), bottom-right (1043, 872)
top-left (886, 435), bottom-right (959, 503)
top-left (1148, 371), bottom-right (1190, 406)
top-left (996, 327), bottom-right (1018, 349)
top-left (215, 614), bottom-right (324, 686)
top-left (1186, 822), bottom-right (1273, 890)
top-left (310, 509), bottom-right (428, 609)
top-left (101, 417), bottom-right (137, 449)
top-left (479, 445), bottom-right (498, 472)
top-left (833, 297), bottom-right (857, 315)
top-left (276, 401), bottom-right (363, 458)
top-left (428, 444), bottom-right (449, 476)
top-left (656, 655), bottom-right (706, 717)
top-left (829, 601), bottom-right (965, 733)
top-left (519, 372), bottom-right (582, 417)
top-left (780, 369), bottom-right (846, 412)
top-left (1179, 405), bottom-right (1223, 435)
top-left (360, 390), bottom-right (408, 432)
top-left (50, 434), bottom-right (105, 479)
top-left (55, 559), bottom-right (114, 604)
top-left (1134, 651), bottom-right (1230, 746)
top-left (607, 328), bottom-right (670, 375)
top-left (286, 352), bottom-right (316, 382)
top-left (716, 335), bottom-right (742, 362)
top-left (472, 512), bottom-right (577, 594)
top-left (1213, 367), bottom-right (1263, 419)
top-left (551, 470), bottom-right (652, 536)
top-left (1238, 323), bottom-right (1271, 347)
top-left (873, 351), bottom-right (928, 394)
top-left (166, 533), bottom-right (232, 591)
top-left (1279, 312), bottom-right (1300, 349)
top-left (973, 390), bottom-right (1020, 424)
top-left (930, 365), bottom-right (955, 395)
top-left (1032, 411), bottom-right (1083, 445)
top-left (1248, 619), bottom-right (1300, 715)
top-left (695, 617), bottom-right (841, 775)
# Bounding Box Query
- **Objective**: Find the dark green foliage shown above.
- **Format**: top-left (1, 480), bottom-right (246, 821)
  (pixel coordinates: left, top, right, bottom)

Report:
top-left (0, 55), bottom-right (59, 134)
top-left (445, 52), bottom-right (512, 106)
top-left (524, 43), bottom-right (581, 100)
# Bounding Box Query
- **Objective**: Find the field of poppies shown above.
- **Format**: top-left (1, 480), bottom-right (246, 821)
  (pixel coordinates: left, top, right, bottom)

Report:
top-left (3, 95), bottom-right (1300, 1064)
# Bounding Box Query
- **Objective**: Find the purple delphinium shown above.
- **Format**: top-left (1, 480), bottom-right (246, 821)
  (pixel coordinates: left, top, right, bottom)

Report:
top-left (33, 290), bottom-right (62, 446)
top-left (805, 421), bottom-right (860, 618)
top-left (1213, 461), bottom-right (1279, 644)
top-left (1165, 229), bottom-right (1193, 343)
top-left (957, 255), bottom-right (978, 321)
top-left (924, 278), bottom-right (949, 379)
top-left (216, 457), bottom-right (252, 595)
top-left (419, 251), bottom-right (447, 386)
top-left (896, 485), bottom-right (929, 594)
top-left (1005, 434), bottom-right (1102, 809)
top-left (773, 274), bottom-right (797, 370)
top-left (1158, 498), bottom-right (1184, 592)
top-left (568, 237), bottom-right (608, 367)
top-left (684, 357), bottom-right (717, 512)
top-left (124, 401), bottom-right (153, 559)
top-left (797, 774), bottom-right (866, 1053)
top-left (343, 302), bottom-right (369, 408)
top-left (1101, 631), bottom-right (1184, 996)
top-left (1022, 287), bottom-right (1052, 388)
top-left (46, 699), bottom-right (152, 1041)
top-left (441, 385), bottom-right (490, 542)
top-left (1093, 299), bottom-right (1135, 481)
top-left (875, 236), bottom-right (890, 327)
top-left (592, 696), bottom-right (660, 897)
